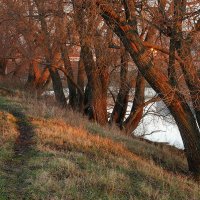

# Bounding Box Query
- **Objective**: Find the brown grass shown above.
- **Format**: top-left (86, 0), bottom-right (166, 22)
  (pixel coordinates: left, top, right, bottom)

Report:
top-left (0, 111), bottom-right (18, 143)
top-left (0, 114), bottom-right (199, 199)
top-left (0, 90), bottom-right (199, 199)
top-left (20, 115), bottom-right (200, 199)
top-left (1, 88), bottom-right (188, 173)
top-left (32, 118), bottom-right (140, 160)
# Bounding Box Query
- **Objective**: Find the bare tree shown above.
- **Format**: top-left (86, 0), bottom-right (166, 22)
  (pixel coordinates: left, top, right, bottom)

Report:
top-left (96, 0), bottom-right (200, 177)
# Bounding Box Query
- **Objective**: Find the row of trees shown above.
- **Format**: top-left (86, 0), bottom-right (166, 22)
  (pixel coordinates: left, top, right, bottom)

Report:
top-left (0, 0), bottom-right (200, 177)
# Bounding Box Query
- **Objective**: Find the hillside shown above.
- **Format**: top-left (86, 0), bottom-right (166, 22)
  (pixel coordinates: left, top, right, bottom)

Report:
top-left (0, 88), bottom-right (199, 200)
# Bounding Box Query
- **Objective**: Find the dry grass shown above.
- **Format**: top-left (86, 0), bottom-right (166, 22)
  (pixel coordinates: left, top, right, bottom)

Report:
top-left (10, 92), bottom-right (188, 174)
top-left (0, 90), bottom-right (200, 199)
top-left (0, 111), bottom-right (18, 143)
top-left (1, 108), bottom-right (199, 199)
top-left (32, 118), bottom-right (139, 160)
top-left (0, 87), bottom-right (188, 172)
top-left (33, 117), bottom-right (198, 199)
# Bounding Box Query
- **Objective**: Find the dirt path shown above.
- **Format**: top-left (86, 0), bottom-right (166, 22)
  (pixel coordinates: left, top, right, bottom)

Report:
top-left (0, 99), bottom-right (37, 199)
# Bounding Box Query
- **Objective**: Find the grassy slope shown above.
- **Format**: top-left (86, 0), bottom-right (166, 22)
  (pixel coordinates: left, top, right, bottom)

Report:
top-left (0, 90), bottom-right (199, 200)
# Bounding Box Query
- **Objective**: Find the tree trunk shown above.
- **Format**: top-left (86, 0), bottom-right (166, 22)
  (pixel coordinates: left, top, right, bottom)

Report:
top-left (98, 2), bottom-right (200, 176)
top-left (36, 67), bottom-right (50, 89)
top-left (168, 34), bottom-right (179, 88)
top-left (0, 59), bottom-right (7, 76)
top-left (173, 0), bottom-right (200, 128)
top-left (123, 72), bottom-right (145, 134)
top-left (60, 45), bottom-right (77, 109)
top-left (49, 67), bottom-right (66, 107)
top-left (34, 0), bottom-right (66, 106)
top-left (169, 96), bottom-right (200, 176)
top-left (73, 0), bottom-right (108, 122)
top-left (110, 49), bottom-right (130, 127)
top-left (82, 44), bottom-right (108, 125)
top-left (25, 60), bottom-right (41, 91)
top-left (35, 67), bottom-right (50, 95)
top-left (77, 48), bottom-right (85, 112)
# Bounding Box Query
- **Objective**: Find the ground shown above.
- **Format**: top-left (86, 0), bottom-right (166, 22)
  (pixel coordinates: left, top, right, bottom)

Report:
top-left (0, 88), bottom-right (200, 200)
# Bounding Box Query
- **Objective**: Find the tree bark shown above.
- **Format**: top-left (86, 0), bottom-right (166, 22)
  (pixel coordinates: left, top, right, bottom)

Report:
top-left (73, 0), bottom-right (108, 124)
top-left (123, 72), bottom-right (145, 134)
top-left (110, 49), bottom-right (130, 127)
top-left (49, 67), bottom-right (66, 107)
top-left (0, 59), bottom-right (7, 76)
top-left (36, 67), bottom-right (51, 95)
top-left (25, 60), bottom-right (41, 90)
top-left (34, 0), bottom-right (66, 106)
top-left (173, 0), bottom-right (200, 128)
top-left (82, 44), bottom-right (108, 125)
top-left (60, 45), bottom-right (77, 109)
top-left (77, 48), bottom-right (85, 112)
top-left (57, 1), bottom-right (77, 109)
top-left (97, 1), bottom-right (200, 176)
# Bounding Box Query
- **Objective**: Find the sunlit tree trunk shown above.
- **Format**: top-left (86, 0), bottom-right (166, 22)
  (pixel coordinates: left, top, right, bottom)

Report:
top-left (25, 60), bottom-right (41, 90)
top-left (36, 67), bottom-right (50, 95)
top-left (97, 1), bottom-right (200, 176)
top-left (73, 0), bottom-right (108, 124)
top-left (82, 44), bottom-right (108, 125)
